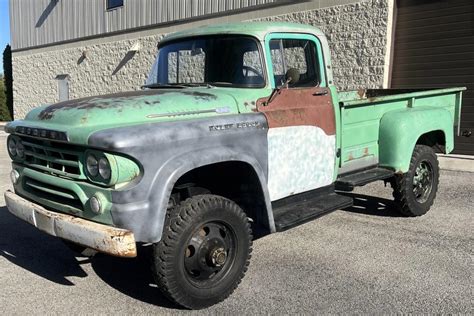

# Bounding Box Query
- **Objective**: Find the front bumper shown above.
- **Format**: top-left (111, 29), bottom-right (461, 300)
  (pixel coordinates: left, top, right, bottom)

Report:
top-left (4, 190), bottom-right (137, 257)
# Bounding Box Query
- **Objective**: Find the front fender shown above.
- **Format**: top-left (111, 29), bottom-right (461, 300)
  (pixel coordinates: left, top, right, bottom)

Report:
top-left (146, 148), bottom-right (274, 242)
top-left (89, 113), bottom-right (270, 242)
top-left (379, 107), bottom-right (453, 173)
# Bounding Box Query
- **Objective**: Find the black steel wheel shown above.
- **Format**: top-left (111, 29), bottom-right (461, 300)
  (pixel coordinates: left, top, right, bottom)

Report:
top-left (391, 145), bottom-right (439, 216)
top-left (152, 194), bottom-right (252, 309)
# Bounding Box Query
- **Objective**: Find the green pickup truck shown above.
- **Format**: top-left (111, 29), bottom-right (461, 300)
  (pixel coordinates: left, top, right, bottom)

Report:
top-left (4, 22), bottom-right (465, 309)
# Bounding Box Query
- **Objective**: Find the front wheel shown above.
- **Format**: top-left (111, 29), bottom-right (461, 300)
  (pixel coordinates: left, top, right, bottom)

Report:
top-left (391, 145), bottom-right (439, 216)
top-left (152, 194), bottom-right (253, 309)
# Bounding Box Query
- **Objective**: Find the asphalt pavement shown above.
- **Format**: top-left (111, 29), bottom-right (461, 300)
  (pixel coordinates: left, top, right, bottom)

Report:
top-left (0, 131), bottom-right (472, 314)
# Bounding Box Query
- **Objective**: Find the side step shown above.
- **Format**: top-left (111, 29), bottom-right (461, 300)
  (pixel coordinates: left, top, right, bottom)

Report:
top-left (335, 167), bottom-right (394, 191)
top-left (273, 189), bottom-right (353, 232)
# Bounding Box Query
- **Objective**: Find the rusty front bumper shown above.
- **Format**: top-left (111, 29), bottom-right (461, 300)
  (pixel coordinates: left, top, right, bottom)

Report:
top-left (4, 190), bottom-right (137, 257)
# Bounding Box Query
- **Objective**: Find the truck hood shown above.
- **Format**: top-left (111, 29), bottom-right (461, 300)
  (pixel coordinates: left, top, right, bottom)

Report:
top-left (12, 88), bottom-right (240, 144)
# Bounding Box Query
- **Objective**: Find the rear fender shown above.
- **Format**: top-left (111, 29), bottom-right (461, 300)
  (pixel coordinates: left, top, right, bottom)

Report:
top-left (379, 107), bottom-right (453, 173)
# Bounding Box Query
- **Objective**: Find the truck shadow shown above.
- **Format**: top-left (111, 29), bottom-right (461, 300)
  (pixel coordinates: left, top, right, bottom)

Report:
top-left (338, 192), bottom-right (403, 217)
top-left (0, 205), bottom-right (181, 309)
top-left (0, 205), bottom-right (88, 285)
top-left (91, 246), bottom-right (183, 309)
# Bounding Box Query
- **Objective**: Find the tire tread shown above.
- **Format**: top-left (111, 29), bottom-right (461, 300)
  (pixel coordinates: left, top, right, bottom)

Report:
top-left (153, 194), bottom-right (253, 309)
top-left (391, 145), bottom-right (439, 217)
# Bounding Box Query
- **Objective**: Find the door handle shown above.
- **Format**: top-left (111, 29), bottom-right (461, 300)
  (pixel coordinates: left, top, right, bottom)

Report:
top-left (313, 90), bottom-right (328, 96)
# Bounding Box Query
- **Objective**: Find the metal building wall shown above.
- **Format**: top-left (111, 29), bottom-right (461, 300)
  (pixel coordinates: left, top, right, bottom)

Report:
top-left (9, 0), bottom-right (283, 50)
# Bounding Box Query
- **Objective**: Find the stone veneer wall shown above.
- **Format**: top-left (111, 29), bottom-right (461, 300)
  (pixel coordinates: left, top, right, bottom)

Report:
top-left (12, 0), bottom-right (391, 118)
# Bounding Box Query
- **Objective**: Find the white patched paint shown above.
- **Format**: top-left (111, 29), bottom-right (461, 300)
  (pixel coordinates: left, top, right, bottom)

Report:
top-left (267, 126), bottom-right (336, 201)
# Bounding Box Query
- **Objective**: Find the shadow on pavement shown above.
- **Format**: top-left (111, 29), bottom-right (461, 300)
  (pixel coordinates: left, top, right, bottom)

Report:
top-left (91, 246), bottom-right (183, 309)
top-left (0, 205), bottom-right (88, 285)
top-left (339, 192), bottom-right (403, 217)
top-left (0, 205), bottom-right (180, 309)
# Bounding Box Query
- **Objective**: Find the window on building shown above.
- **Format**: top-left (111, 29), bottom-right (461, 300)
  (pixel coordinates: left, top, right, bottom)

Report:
top-left (106, 0), bottom-right (124, 10)
top-left (55, 74), bottom-right (69, 102)
top-left (269, 39), bottom-right (320, 87)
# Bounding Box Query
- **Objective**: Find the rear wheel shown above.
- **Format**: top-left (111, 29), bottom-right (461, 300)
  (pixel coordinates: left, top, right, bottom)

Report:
top-left (152, 194), bottom-right (252, 309)
top-left (391, 145), bottom-right (439, 216)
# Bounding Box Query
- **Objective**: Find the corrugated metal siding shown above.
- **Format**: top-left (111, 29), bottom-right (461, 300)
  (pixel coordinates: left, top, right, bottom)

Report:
top-left (391, 0), bottom-right (474, 155)
top-left (10, 0), bottom-right (281, 50)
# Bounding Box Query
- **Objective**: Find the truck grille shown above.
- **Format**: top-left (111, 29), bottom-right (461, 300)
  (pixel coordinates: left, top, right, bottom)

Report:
top-left (20, 136), bottom-right (85, 180)
top-left (23, 176), bottom-right (84, 213)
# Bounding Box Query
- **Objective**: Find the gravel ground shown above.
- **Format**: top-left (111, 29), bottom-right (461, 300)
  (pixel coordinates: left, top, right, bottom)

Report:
top-left (0, 131), bottom-right (472, 314)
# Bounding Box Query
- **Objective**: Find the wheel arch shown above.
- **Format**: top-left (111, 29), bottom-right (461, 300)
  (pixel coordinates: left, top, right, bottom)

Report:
top-left (173, 160), bottom-right (273, 238)
top-left (148, 149), bottom-right (275, 242)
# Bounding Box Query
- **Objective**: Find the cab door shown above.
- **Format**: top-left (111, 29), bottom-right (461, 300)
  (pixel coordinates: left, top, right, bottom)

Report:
top-left (257, 33), bottom-right (337, 201)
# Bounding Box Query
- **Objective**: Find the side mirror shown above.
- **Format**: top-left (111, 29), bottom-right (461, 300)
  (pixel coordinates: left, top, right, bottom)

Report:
top-left (285, 68), bottom-right (300, 86)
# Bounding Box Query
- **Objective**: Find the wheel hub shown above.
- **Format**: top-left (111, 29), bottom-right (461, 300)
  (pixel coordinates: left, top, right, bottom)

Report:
top-left (413, 160), bottom-right (433, 203)
top-left (210, 247), bottom-right (227, 267)
top-left (184, 222), bottom-right (235, 283)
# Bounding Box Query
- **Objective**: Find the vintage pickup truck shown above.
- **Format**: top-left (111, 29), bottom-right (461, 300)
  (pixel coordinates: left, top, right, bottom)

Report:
top-left (4, 22), bottom-right (465, 309)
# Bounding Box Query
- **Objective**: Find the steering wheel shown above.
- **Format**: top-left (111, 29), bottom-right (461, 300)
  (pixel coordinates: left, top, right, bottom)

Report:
top-left (242, 65), bottom-right (264, 80)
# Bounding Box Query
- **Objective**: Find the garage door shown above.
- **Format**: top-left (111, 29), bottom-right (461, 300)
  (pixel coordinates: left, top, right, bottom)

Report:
top-left (391, 0), bottom-right (473, 155)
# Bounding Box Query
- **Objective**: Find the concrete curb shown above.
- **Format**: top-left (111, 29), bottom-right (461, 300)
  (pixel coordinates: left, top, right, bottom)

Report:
top-left (438, 154), bottom-right (474, 173)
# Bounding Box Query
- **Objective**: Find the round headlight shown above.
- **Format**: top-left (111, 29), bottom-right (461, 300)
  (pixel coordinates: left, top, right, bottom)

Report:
top-left (98, 157), bottom-right (111, 180)
top-left (86, 154), bottom-right (99, 177)
top-left (7, 137), bottom-right (17, 157)
top-left (16, 141), bottom-right (25, 158)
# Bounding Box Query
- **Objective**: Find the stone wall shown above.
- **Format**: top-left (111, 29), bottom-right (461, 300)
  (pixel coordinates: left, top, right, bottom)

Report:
top-left (12, 0), bottom-right (392, 118)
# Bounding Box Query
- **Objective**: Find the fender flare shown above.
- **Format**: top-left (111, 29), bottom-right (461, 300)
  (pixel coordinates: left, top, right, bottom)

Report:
top-left (379, 107), bottom-right (453, 173)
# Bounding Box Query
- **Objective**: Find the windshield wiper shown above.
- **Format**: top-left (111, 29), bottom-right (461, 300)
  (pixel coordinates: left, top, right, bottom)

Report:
top-left (177, 83), bottom-right (215, 88)
top-left (141, 83), bottom-right (187, 89)
top-left (142, 83), bottom-right (215, 89)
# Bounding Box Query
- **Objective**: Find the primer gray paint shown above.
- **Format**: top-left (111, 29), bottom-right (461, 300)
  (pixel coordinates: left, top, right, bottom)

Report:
top-left (88, 113), bottom-right (273, 242)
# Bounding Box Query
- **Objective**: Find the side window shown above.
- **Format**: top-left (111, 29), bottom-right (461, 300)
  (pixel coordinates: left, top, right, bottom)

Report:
top-left (269, 39), bottom-right (320, 88)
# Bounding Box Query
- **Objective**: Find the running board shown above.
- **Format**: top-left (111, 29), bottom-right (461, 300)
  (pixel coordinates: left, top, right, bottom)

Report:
top-left (335, 167), bottom-right (394, 191)
top-left (272, 188), bottom-right (353, 232)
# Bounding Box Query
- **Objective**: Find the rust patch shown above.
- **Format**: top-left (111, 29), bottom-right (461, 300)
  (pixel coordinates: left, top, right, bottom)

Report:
top-left (182, 91), bottom-right (218, 101)
top-left (256, 87), bottom-right (336, 135)
top-left (4, 191), bottom-right (137, 258)
top-left (363, 147), bottom-right (369, 156)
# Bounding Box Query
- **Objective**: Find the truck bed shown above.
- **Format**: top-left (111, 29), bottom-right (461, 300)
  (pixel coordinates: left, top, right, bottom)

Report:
top-left (338, 87), bottom-right (465, 174)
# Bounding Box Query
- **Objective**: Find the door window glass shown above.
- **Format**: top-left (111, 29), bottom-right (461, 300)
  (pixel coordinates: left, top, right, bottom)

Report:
top-left (269, 39), bottom-right (320, 87)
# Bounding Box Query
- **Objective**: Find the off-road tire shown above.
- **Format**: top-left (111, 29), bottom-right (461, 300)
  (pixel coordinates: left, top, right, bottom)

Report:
top-left (152, 194), bottom-right (253, 309)
top-left (391, 145), bottom-right (439, 216)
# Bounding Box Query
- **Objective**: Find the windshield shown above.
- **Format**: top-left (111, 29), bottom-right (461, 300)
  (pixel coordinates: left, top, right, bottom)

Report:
top-left (146, 36), bottom-right (266, 88)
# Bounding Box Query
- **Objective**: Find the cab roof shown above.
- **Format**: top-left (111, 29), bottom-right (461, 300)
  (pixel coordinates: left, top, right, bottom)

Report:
top-left (160, 22), bottom-right (325, 44)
